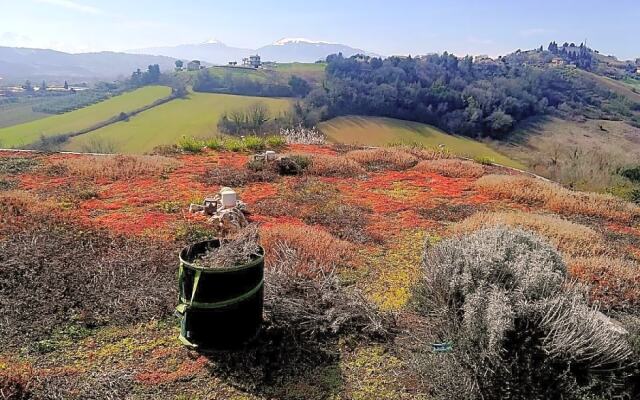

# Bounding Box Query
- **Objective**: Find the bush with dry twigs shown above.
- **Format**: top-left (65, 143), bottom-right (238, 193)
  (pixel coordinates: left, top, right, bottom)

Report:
top-left (0, 213), bottom-right (177, 348)
top-left (265, 240), bottom-right (390, 339)
top-left (414, 159), bottom-right (485, 178)
top-left (475, 174), bottom-right (640, 222)
top-left (51, 155), bottom-right (178, 180)
top-left (346, 148), bottom-right (418, 171)
top-left (305, 154), bottom-right (366, 177)
top-left (412, 227), bottom-right (635, 400)
top-left (451, 211), bottom-right (609, 257)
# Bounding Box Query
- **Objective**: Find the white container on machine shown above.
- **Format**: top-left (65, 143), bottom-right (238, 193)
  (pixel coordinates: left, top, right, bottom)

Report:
top-left (265, 150), bottom-right (276, 161)
top-left (219, 187), bottom-right (237, 209)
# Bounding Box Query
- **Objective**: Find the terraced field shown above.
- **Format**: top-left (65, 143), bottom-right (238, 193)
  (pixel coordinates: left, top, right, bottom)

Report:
top-left (65, 92), bottom-right (291, 153)
top-left (0, 86), bottom-right (172, 148)
top-left (320, 115), bottom-right (523, 168)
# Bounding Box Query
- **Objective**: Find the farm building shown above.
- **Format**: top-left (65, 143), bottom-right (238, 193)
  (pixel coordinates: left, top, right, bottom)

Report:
top-left (243, 55), bottom-right (262, 68)
top-left (187, 60), bottom-right (202, 71)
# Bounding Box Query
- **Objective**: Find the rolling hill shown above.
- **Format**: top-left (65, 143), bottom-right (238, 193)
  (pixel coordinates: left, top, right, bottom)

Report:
top-left (0, 86), bottom-right (172, 148)
top-left (0, 46), bottom-right (177, 82)
top-left (64, 92), bottom-right (291, 153)
top-left (129, 38), bottom-right (376, 64)
top-left (319, 116), bottom-right (523, 168)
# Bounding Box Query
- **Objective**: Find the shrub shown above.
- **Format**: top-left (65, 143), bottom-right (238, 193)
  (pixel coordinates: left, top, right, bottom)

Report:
top-left (388, 143), bottom-right (451, 160)
top-left (261, 224), bottom-right (355, 277)
top-left (244, 135), bottom-right (266, 152)
top-left (568, 257), bottom-right (640, 311)
top-left (306, 154), bottom-right (366, 177)
top-left (473, 156), bottom-right (495, 166)
top-left (53, 155), bottom-right (178, 180)
top-left (414, 159), bottom-right (485, 178)
top-left (223, 137), bottom-right (246, 152)
top-left (0, 215), bottom-right (177, 348)
top-left (303, 202), bottom-right (377, 244)
top-left (265, 241), bottom-right (390, 339)
top-left (265, 135), bottom-right (287, 148)
top-left (204, 137), bottom-right (224, 151)
top-left (413, 227), bottom-right (634, 399)
top-left (451, 211), bottom-right (609, 257)
top-left (279, 125), bottom-right (325, 145)
top-left (346, 148), bottom-right (418, 171)
top-left (148, 144), bottom-right (180, 156)
top-left (177, 136), bottom-right (204, 153)
top-left (202, 165), bottom-right (277, 187)
top-left (0, 157), bottom-right (38, 174)
top-left (475, 174), bottom-right (640, 222)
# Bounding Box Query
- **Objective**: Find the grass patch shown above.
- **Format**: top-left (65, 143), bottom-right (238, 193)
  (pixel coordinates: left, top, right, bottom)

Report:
top-left (320, 116), bottom-right (522, 168)
top-left (0, 86), bottom-right (171, 148)
top-left (65, 93), bottom-right (290, 154)
top-left (346, 148), bottom-right (418, 171)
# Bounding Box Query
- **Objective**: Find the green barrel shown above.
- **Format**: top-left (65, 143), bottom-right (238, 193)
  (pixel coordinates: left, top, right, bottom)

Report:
top-left (176, 239), bottom-right (264, 349)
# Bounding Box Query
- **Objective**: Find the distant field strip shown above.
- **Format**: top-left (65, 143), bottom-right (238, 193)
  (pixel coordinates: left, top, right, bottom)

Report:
top-left (0, 86), bottom-right (172, 148)
top-left (65, 92), bottom-right (291, 154)
top-left (0, 102), bottom-right (48, 129)
top-left (320, 116), bottom-right (523, 168)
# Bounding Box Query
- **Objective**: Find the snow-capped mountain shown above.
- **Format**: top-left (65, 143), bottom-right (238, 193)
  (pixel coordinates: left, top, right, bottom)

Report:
top-left (258, 38), bottom-right (376, 62)
top-left (128, 40), bottom-right (253, 64)
top-left (127, 38), bottom-right (377, 64)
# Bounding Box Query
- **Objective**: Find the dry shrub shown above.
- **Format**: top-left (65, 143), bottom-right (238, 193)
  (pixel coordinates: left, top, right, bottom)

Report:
top-left (391, 145), bottom-right (451, 161)
top-left (475, 174), bottom-right (640, 222)
top-left (414, 159), bottom-right (485, 178)
top-left (0, 214), bottom-right (177, 348)
top-left (413, 227), bottom-right (634, 399)
top-left (418, 201), bottom-right (481, 222)
top-left (452, 211), bottom-right (609, 257)
top-left (346, 148), bottom-right (418, 171)
top-left (305, 154), bottom-right (366, 177)
top-left (568, 257), bottom-right (640, 311)
top-left (265, 242), bottom-right (390, 339)
top-left (194, 225), bottom-right (260, 269)
top-left (54, 155), bottom-right (178, 180)
top-left (261, 224), bottom-right (355, 276)
top-left (203, 165), bottom-right (278, 187)
top-left (302, 202), bottom-right (379, 244)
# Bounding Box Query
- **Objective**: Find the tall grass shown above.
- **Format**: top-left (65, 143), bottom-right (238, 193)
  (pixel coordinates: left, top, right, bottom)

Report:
top-left (475, 174), bottom-right (640, 222)
top-left (56, 155), bottom-right (178, 180)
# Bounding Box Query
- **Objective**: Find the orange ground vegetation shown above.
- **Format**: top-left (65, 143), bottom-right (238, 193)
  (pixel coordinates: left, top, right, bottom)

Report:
top-left (3, 145), bottom-right (640, 313)
top-left (475, 174), bottom-right (640, 222)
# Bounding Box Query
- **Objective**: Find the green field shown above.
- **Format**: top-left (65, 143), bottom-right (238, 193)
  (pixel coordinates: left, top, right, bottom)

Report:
top-left (65, 92), bottom-right (291, 154)
top-left (320, 116), bottom-right (524, 168)
top-left (0, 101), bottom-right (48, 129)
top-left (0, 86), bottom-right (172, 148)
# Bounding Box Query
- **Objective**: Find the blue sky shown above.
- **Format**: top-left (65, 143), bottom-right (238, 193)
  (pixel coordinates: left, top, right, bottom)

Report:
top-left (1, 0), bottom-right (638, 59)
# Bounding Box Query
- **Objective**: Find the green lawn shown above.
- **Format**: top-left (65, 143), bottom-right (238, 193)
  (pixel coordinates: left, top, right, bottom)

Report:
top-left (65, 92), bottom-right (291, 154)
top-left (0, 101), bottom-right (48, 130)
top-left (320, 116), bottom-right (524, 169)
top-left (0, 86), bottom-right (172, 148)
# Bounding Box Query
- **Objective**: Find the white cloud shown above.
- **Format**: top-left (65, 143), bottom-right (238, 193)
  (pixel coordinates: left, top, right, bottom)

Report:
top-left (34, 0), bottom-right (103, 15)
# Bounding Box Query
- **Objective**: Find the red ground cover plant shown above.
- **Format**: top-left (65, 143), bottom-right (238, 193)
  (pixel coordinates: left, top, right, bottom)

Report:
top-left (568, 257), bottom-right (640, 311)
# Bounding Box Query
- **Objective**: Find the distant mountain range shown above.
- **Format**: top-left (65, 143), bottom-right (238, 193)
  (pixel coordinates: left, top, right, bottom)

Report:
top-left (0, 46), bottom-right (176, 82)
top-left (129, 38), bottom-right (378, 64)
top-left (0, 38), bottom-right (376, 83)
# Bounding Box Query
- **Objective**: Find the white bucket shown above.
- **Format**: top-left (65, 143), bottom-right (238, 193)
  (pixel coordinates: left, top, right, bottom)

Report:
top-left (220, 187), bottom-right (237, 209)
top-left (265, 150), bottom-right (276, 161)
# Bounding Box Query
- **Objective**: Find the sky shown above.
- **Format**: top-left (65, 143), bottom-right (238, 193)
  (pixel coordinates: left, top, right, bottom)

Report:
top-left (1, 0), bottom-right (638, 59)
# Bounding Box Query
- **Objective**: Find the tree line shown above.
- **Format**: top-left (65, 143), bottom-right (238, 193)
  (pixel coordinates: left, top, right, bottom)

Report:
top-left (294, 52), bottom-right (638, 138)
